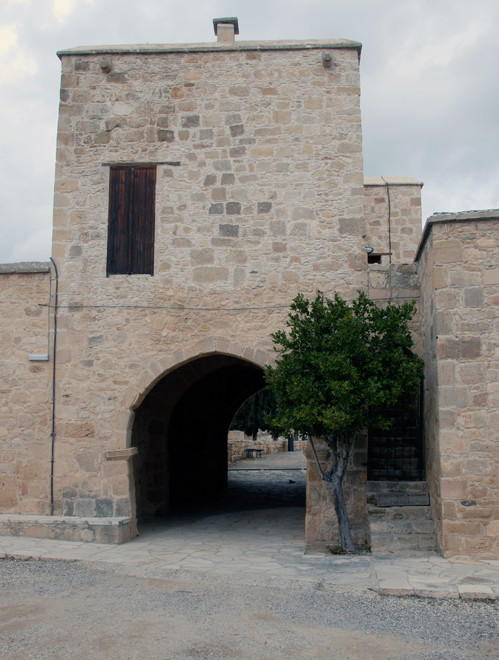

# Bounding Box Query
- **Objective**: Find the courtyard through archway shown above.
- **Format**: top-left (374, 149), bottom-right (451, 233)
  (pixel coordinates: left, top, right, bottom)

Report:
top-left (130, 354), bottom-right (306, 543)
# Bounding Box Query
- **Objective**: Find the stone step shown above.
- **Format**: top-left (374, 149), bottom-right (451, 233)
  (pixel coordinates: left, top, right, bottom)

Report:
top-left (367, 482), bottom-right (438, 555)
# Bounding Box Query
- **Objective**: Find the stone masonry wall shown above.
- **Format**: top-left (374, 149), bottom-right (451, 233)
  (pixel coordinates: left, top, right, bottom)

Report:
top-left (47, 38), bottom-right (368, 520)
top-left (417, 225), bottom-right (441, 549)
top-left (366, 260), bottom-right (422, 355)
top-left (364, 177), bottom-right (423, 264)
top-left (227, 431), bottom-right (307, 462)
top-left (417, 212), bottom-right (499, 558)
top-left (53, 41), bottom-right (366, 301)
top-left (0, 264), bottom-right (51, 514)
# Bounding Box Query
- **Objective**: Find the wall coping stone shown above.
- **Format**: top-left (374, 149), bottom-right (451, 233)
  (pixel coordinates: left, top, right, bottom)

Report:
top-left (415, 209), bottom-right (499, 262)
top-left (364, 177), bottom-right (423, 187)
top-left (57, 38), bottom-right (362, 59)
top-left (0, 262), bottom-right (50, 274)
top-left (0, 514), bottom-right (136, 544)
top-left (0, 514), bottom-right (131, 526)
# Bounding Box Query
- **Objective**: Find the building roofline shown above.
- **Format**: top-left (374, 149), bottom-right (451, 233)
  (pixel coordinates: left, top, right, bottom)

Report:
top-left (364, 177), bottom-right (423, 187)
top-left (0, 262), bottom-right (51, 274)
top-left (415, 209), bottom-right (499, 262)
top-left (57, 38), bottom-right (362, 59)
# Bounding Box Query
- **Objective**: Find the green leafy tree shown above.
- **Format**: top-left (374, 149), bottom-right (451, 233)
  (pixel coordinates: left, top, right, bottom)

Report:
top-left (230, 389), bottom-right (280, 441)
top-left (265, 291), bottom-right (424, 552)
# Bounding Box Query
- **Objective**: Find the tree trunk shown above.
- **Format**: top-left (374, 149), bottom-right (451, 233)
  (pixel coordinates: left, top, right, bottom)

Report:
top-left (308, 435), bottom-right (356, 553)
top-left (327, 474), bottom-right (355, 553)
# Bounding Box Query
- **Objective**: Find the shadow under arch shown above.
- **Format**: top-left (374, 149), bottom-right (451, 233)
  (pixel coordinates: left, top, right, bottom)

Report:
top-left (131, 352), bottom-right (267, 519)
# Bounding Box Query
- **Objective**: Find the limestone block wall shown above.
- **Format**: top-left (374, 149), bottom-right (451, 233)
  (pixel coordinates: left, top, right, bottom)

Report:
top-left (366, 261), bottom-right (423, 362)
top-left (366, 262), bottom-right (422, 353)
top-left (53, 39), bottom-right (366, 302)
top-left (0, 264), bottom-right (51, 514)
top-left (364, 177), bottom-right (423, 263)
top-left (417, 211), bottom-right (499, 558)
top-left (417, 225), bottom-right (441, 542)
top-left (227, 431), bottom-right (307, 462)
top-left (45, 37), bottom-right (370, 519)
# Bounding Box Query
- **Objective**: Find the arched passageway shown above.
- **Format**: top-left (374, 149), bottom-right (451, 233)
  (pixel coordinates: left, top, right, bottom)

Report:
top-left (131, 354), bottom-right (266, 518)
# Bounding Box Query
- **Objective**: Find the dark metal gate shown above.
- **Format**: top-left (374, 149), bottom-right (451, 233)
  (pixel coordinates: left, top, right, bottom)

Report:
top-left (367, 383), bottom-right (424, 481)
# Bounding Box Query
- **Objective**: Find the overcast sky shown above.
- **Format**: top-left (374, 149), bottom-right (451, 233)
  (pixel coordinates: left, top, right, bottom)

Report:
top-left (1, 0), bottom-right (498, 263)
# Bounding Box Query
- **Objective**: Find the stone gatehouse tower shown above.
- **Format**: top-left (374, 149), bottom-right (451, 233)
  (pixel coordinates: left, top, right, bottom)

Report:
top-left (0, 19), bottom-right (497, 558)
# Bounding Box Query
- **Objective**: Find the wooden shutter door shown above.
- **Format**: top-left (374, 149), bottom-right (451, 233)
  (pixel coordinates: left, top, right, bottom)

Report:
top-left (107, 166), bottom-right (156, 275)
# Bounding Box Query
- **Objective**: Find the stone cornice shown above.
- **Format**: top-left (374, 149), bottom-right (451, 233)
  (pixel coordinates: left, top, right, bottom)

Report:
top-left (57, 38), bottom-right (362, 59)
top-left (415, 209), bottom-right (499, 262)
top-left (0, 262), bottom-right (51, 274)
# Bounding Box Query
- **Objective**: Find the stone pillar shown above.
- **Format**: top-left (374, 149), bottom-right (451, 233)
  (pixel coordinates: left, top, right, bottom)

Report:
top-left (304, 437), bottom-right (368, 550)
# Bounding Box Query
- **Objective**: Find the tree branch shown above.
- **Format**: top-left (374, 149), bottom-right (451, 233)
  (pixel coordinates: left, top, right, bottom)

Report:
top-left (308, 436), bottom-right (326, 482)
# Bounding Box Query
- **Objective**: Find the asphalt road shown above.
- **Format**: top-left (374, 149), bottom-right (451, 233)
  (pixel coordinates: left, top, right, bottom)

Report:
top-left (1, 558), bottom-right (497, 660)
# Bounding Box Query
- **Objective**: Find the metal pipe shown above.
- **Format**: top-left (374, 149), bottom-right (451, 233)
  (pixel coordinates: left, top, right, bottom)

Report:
top-left (381, 176), bottom-right (392, 265)
top-left (49, 257), bottom-right (59, 515)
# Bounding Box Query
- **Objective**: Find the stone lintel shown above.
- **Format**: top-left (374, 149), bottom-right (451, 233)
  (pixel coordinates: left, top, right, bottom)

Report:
top-left (57, 38), bottom-right (362, 59)
top-left (105, 447), bottom-right (138, 461)
top-left (0, 262), bottom-right (51, 274)
top-left (415, 209), bottom-right (499, 262)
top-left (102, 161), bottom-right (181, 167)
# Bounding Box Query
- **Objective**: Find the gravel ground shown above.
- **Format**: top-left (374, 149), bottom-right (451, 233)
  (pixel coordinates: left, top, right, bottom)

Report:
top-left (1, 558), bottom-right (497, 659)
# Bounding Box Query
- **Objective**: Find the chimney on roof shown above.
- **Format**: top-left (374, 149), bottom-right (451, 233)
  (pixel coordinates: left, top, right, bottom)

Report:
top-left (213, 17), bottom-right (239, 44)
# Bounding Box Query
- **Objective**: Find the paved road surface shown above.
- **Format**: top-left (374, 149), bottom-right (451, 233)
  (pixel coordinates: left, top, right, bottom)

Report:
top-left (1, 558), bottom-right (497, 660)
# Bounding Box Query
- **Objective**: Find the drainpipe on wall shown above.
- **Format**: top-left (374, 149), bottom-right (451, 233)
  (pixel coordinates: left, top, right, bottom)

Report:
top-left (49, 257), bottom-right (59, 515)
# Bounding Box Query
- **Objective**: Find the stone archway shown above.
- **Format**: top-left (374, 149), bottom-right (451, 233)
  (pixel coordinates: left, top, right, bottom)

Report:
top-left (131, 353), bottom-right (266, 518)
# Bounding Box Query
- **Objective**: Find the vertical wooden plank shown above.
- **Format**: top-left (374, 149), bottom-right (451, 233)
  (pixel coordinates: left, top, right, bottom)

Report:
top-left (143, 167), bottom-right (156, 275)
top-left (131, 167), bottom-right (156, 275)
top-left (107, 167), bottom-right (132, 274)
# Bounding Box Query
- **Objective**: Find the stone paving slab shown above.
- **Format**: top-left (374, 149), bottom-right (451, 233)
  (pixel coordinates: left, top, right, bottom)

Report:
top-left (1, 452), bottom-right (498, 600)
top-left (1, 530), bottom-right (498, 600)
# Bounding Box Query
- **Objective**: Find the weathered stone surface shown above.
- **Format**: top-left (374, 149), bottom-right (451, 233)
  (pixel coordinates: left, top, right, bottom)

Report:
top-left (158, 129), bottom-right (174, 142)
top-left (364, 178), bottom-right (423, 263)
top-left (0, 514), bottom-right (134, 543)
top-left (418, 214), bottom-right (499, 560)
top-left (219, 224), bottom-right (239, 237)
top-left (226, 202), bottom-right (241, 215)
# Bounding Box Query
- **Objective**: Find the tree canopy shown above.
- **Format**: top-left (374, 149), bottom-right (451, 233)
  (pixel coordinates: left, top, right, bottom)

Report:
top-left (230, 388), bottom-right (280, 441)
top-left (265, 291), bottom-right (424, 440)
